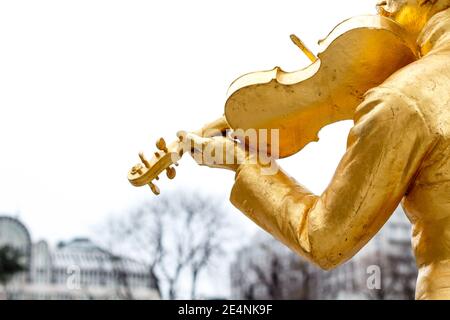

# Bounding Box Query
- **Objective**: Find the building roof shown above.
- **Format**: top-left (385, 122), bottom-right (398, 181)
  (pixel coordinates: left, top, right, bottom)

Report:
top-left (38, 238), bottom-right (149, 274)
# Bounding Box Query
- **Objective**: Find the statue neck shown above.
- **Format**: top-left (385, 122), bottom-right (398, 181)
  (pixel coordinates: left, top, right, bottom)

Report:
top-left (418, 7), bottom-right (450, 56)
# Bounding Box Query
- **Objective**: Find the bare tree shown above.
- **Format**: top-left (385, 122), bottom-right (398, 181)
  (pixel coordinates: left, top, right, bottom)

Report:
top-left (232, 232), bottom-right (417, 300)
top-left (98, 191), bottom-right (232, 299)
top-left (231, 208), bottom-right (417, 300)
top-left (110, 254), bottom-right (134, 300)
top-left (249, 253), bottom-right (283, 299)
top-left (0, 245), bottom-right (26, 299)
top-left (231, 233), bottom-right (316, 300)
top-left (358, 245), bottom-right (417, 300)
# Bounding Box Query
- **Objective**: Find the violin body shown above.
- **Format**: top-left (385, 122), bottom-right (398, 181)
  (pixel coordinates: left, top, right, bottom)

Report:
top-left (225, 15), bottom-right (417, 158)
top-left (128, 15), bottom-right (418, 194)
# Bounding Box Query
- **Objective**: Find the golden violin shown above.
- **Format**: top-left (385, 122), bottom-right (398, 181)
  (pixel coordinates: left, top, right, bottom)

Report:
top-left (128, 14), bottom-right (417, 195)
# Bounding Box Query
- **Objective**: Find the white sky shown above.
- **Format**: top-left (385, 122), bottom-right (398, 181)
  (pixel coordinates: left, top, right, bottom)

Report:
top-left (0, 0), bottom-right (376, 247)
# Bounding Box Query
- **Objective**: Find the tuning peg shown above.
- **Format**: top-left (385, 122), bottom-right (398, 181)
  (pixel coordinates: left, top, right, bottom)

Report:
top-left (177, 131), bottom-right (186, 142)
top-left (166, 166), bottom-right (176, 180)
top-left (139, 152), bottom-right (150, 168)
top-left (149, 182), bottom-right (160, 195)
top-left (156, 138), bottom-right (168, 153)
top-left (131, 164), bottom-right (144, 175)
top-left (155, 176), bottom-right (159, 180)
top-left (154, 152), bottom-right (161, 158)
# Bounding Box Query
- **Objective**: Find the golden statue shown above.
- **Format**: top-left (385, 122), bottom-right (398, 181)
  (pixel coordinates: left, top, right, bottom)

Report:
top-left (128, 0), bottom-right (450, 300)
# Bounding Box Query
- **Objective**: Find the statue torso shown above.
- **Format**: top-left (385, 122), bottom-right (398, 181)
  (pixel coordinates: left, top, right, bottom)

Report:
top-left (385, 9), bottom-right (450, 298)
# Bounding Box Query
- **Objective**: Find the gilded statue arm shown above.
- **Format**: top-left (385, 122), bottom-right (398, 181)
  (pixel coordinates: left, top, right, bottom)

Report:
top-left (230, 87), bottom-right (434, 270)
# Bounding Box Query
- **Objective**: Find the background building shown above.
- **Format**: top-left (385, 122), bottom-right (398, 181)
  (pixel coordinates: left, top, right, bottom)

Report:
top-left (0, 215), bottom-right (159, 300)
top-left (230, 208), bottom-right (417, 300)
top-left (0, 216), bottom-right (32, 299)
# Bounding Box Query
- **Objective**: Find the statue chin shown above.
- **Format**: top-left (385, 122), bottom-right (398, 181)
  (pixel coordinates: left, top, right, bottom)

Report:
top-left (377, 0), bottom-right (450, 20)
top-left (376, 0), bottom-right (450, 37)
top-left (376, 0), bottom-right (407, 17)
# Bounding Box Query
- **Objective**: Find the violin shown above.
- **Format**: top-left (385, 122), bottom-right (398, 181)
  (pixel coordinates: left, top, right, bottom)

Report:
top-left (128, 15), bottom-right (417, 195)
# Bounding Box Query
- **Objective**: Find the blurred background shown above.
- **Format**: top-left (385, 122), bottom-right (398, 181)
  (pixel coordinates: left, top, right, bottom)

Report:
top-left (0, 0), bottom-right (417, 299)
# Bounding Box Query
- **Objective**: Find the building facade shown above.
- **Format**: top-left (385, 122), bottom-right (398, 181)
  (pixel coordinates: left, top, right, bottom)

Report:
top-left (0, 216), bottom-right (159, 300)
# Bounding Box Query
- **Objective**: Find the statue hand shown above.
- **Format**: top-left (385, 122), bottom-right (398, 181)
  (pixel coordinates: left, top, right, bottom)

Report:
top-left (179, 132), bottom-right (248, 172)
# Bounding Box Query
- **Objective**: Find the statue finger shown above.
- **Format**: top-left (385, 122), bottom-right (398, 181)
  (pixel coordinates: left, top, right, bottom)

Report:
top-left (184, 133), bottom-right (210, 152)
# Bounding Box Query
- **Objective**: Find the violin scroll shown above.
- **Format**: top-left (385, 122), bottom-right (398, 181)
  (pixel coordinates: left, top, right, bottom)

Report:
top-left (127, 116), bottom-right (229, 195)
top-left (128, 136), bottom-right (183, 195)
